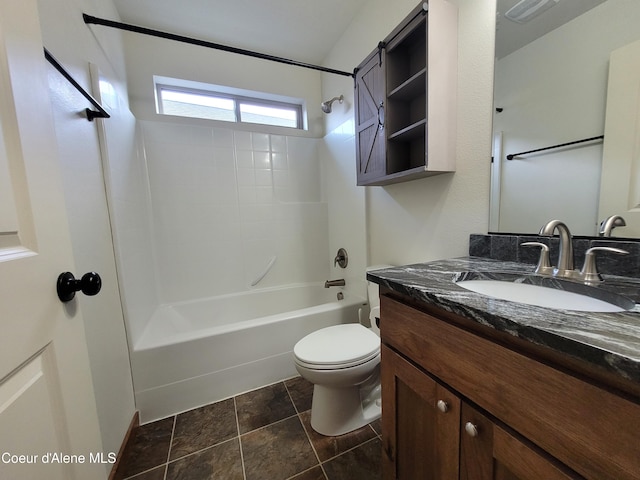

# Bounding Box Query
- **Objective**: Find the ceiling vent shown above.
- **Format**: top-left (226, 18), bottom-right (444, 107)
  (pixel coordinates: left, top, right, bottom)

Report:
top-left (505, 0), bottom-right (559, 24)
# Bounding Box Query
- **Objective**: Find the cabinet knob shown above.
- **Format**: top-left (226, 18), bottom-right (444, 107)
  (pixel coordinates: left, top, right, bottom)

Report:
top-left (436, 400), bottom-right (449, 413)
top-left (464, 422), bottom-right (479, 437)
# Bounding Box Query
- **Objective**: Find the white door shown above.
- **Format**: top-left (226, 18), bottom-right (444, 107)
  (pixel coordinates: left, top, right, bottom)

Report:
top-left (598, 39), bottom-right (640, 237)
top-left (0, 2), bottom-right (104, 479)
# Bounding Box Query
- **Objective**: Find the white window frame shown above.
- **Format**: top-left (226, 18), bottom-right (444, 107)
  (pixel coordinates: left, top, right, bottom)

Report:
top-left (154, 77), bottom-right (305, 130)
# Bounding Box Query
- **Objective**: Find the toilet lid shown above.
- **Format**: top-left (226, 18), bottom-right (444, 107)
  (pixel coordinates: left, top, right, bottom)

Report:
top-left (294, 323), bottom-right (380, 367)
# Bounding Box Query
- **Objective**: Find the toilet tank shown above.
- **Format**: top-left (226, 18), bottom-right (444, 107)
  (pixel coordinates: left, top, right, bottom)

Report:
top-left (365, 265), bottom-right (393, 335)
top-left (365, 265), bottom-right (393, 309)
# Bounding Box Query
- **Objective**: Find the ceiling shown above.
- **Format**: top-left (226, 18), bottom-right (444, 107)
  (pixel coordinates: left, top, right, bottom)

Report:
top-left (112, 0), bottom-right (370, 66)
top-left (112, 1), bottom-right (610, 70)
top-left (495, 0), bottom-right (607, 59)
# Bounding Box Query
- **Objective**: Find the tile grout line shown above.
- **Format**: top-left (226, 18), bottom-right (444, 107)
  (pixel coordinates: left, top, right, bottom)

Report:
top-left (324, 435), bottom-right (380, 463)
top-left (122, 464), bottom-right (165, 480)
top-left (284, 381), bottom-right (328, 480)
top-left (298, 415), bottom-right (329, 480)
top-left (233, 395), bottom-right (248, 480)
top-left (122, 418), bottom-right (176, 480)
top-left (157, 437), bottom-right (240, 469)
top-left (162, 415), bottom-right (177, 480)
top-left (240, 410), bottom-right (301, 436)
top-left (283, 380), bottom-right (301, 415)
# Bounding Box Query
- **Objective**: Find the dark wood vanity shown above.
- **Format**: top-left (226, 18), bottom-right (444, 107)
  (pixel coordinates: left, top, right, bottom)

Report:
top-left (370, 260), bottom-right (640, 480)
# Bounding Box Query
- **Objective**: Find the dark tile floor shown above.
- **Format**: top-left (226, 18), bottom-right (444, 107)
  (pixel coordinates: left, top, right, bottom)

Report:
top-left (115, 377), bottom-right (382, 480)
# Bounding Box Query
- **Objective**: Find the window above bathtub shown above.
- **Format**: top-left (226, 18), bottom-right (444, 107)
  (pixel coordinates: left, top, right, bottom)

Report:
top-left (154, 76), bottom-right (305, 130)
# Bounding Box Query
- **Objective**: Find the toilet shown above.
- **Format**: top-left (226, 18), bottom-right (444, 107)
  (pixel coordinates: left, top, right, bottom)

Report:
top-left (293, 267), bottom-right (388, 436)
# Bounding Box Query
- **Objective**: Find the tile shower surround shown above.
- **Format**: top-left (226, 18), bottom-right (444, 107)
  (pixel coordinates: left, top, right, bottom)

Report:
top-left (140, 121), bottom-right (329, 305)
top-left (470, 233), bottom-right (640, 278)
top-left (114, 377), bottom-right (381, 480)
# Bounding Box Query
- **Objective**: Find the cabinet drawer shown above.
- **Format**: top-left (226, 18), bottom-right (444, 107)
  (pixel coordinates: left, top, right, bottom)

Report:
top-left (381, 296), bottom-right (640, 480)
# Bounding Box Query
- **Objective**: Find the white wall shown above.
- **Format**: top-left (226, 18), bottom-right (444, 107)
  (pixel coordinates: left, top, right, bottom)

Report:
top-left (321, 118), bottom-right (368, 299)
top-left (322, 0), bottom-right (496, 267)
top-left (36, 0), bottom-right (136, 465)
top-left (494, 0), bottom-right (640, 236)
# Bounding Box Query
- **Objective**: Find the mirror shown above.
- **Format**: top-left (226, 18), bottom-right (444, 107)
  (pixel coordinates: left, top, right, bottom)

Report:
top-left (490, 0), bottom-right (640, 237)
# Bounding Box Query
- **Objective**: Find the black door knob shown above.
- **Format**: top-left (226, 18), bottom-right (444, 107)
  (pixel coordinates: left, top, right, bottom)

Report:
top-left (57, 272), bottom-right (102, 303)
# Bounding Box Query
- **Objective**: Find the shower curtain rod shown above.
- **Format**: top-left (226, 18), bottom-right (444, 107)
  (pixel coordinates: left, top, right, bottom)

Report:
top-left (83, 14), bottom-right (355, 78)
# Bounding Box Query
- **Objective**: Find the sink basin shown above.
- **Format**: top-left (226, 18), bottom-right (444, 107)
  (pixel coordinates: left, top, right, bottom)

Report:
top-left (455, 273), bottom-right (635, 312)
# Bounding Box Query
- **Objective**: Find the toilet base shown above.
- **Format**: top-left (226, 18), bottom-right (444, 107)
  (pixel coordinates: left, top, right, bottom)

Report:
top-left (309, 375), bottom-right (381, 436)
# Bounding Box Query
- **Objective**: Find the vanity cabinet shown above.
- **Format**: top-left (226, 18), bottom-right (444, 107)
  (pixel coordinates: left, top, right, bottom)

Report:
top-left (380, 343), bottom-right (460, 479)
top-left (380, 294), bottom-right (640, 480)
top-left (355, 0), bottom-right (457, 186)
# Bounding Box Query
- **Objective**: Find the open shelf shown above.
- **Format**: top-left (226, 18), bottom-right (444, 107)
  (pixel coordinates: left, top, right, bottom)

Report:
top-left (388, 68), bottom-right (426, 101)
top-left (389, 119), bottom-right (426, 142)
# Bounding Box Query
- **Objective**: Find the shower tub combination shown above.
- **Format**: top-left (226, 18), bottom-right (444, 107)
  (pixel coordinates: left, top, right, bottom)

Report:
top-left (131, 284), bottom-right (367, 423)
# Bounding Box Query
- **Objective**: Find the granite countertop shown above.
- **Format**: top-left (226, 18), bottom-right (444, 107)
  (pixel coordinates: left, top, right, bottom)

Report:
top-left (367, 257), bottom-right (640, 385)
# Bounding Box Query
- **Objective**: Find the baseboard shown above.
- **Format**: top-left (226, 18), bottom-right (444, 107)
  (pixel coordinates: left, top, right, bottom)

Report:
top-left (108, 410), bottom-right (139, 480)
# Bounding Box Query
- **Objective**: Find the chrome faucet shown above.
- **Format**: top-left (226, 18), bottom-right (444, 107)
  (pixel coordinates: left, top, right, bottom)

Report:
top-left (538, 220), bottom-right (578, 279)
top-left (599, 215), bottom-right (626, 237)
top-left (324, 279), bottom-right (345, 288)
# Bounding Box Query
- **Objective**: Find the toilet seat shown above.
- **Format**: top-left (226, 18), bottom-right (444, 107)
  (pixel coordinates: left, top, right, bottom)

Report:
top-left (294, 323), bottom-right (380, 370)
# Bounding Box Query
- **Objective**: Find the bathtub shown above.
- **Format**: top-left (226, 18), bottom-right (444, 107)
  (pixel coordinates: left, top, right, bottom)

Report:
top-left (130, 284), bottom-right (367, 423)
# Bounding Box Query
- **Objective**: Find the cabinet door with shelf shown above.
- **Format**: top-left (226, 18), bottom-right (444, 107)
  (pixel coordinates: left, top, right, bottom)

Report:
top-left (381, 344), bottom-right (460, 479)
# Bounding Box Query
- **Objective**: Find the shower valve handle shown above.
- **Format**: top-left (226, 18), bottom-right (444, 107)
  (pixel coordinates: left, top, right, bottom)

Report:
top-left (334, 248), bottom-right (348, 269)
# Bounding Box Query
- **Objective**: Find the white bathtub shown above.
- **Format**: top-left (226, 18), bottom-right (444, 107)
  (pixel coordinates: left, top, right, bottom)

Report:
top-left (131, 284), bottom-right (367, 423)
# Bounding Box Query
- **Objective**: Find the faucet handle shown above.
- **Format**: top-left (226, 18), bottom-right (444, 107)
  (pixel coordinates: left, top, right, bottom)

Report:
top-left (521, 242), bottom-right (554, 275)
top-left (579, 247), bottom-right (629, 284)
top-left (334, 248), bottom-right (348, 268)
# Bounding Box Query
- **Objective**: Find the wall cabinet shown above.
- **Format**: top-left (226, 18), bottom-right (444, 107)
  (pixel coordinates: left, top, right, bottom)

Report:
top-left (380, 295), bottom-right (640, 480)
top-left (355, 0), bottom-right (458, 186)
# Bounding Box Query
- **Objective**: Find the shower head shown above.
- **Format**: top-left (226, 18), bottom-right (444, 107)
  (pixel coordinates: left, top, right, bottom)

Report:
top-left (321, 95), bottom-right (344, 114)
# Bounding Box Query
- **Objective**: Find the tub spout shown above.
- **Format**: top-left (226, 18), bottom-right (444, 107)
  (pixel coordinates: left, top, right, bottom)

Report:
top-left (324, 279), bottom-right (345, 288)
